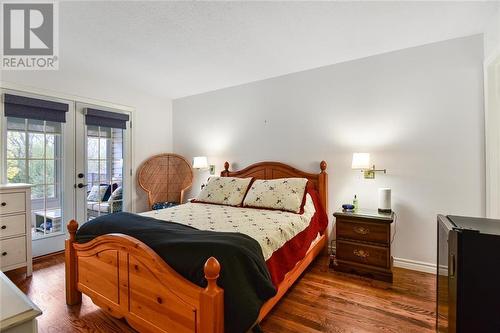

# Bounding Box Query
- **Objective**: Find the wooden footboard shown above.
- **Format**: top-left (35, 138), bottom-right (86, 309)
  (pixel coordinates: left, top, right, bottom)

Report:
top-left (66, 219), bottom-right (325, 333)
top-left (65, 220), bottom-right (223, 333)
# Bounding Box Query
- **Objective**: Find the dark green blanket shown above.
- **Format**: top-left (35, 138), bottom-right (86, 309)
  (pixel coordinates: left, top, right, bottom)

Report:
top-left (76, 212), bottom-right (276, 333)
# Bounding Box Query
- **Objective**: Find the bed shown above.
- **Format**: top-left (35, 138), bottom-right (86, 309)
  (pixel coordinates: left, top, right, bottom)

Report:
top-left (65, 160), bottom-right (328, 333)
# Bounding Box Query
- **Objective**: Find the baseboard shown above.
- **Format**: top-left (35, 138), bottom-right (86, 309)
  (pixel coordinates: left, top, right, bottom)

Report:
top-left (33, 250), bottom-right (65, 262)
top-left (393, 257), bottom-right (436, 274)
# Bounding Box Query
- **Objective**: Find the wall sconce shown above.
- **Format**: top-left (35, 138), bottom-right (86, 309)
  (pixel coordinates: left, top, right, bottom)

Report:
top-left (192, 156), bottom-right (215, 175)
top-left (351, 153), bottom-right (386, 179)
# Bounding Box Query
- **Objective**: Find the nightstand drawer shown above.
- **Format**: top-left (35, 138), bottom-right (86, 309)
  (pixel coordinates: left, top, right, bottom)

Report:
top-left (336, 219), bottom-right (390, 244)
top-left (0, 214), bottom-right (26, 239)
top-left (337, 240), bottom-right (390, 269)
top-left (0, 192), bottom-right (26, 215)
top-left (0, 236), bottom-right (27, 268)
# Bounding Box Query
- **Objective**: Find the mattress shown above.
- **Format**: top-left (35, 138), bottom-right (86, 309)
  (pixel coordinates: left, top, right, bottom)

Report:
top-left (141, 193), bottom-right (317, 261)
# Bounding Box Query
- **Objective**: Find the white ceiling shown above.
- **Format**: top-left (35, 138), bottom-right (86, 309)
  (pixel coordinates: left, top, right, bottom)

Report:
top-left (54, 1), bottom-right (500, 98)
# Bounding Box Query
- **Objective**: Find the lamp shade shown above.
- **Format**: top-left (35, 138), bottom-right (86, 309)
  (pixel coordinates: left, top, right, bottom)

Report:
top-left (192, 156), bottom-right (209, 169)
top-left (352, 153), bottom-right (370, 169)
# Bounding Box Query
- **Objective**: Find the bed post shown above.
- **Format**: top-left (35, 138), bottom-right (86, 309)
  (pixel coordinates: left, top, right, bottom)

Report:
top-left (319, 161), bottom-right (329, 254)
top-left (65, 220), bottom-right (82, 305)
top-left (200, 257), bottom-right (224, 333)
top-left (221, 161), bottom-right (230, 177)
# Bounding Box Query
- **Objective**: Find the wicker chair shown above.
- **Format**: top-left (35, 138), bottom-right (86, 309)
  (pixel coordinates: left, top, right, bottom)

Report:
top-left (137, 153), bottom-right (193, 208)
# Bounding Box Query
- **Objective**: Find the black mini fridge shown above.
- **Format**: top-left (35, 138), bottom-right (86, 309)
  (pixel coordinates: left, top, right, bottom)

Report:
top-left (437, 214), bottom-right (500, 333)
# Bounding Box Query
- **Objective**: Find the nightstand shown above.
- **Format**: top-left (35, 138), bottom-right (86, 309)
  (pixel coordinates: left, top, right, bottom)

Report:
top-left (333, 209), bottom-right (394, 282)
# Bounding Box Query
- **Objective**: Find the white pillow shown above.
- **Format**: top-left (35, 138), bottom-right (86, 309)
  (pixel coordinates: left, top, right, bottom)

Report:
top-left (87, 185), bottom-right (109, 202)
top-left (195, 176), bottom-right (253, 206)
top-left (243, 178), bottom-right (308, 213)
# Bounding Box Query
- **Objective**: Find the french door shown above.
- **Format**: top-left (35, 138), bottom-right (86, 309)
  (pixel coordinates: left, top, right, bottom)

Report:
top-left (1, 90), bottom-right (132, 257)
top-left (1, 89), bottom-right (75, 256)
top-left (74, 102), bottom-right (132, 224)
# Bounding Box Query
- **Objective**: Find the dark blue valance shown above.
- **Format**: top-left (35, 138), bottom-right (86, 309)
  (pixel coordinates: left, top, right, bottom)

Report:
top-left (85, 108), bottom-right (129, 129)
top-left (3, 94), bottom-right (69, 123)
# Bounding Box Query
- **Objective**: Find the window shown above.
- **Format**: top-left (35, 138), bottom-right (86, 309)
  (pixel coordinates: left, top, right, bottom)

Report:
top-left (6, 117), bottom-right (63, 238)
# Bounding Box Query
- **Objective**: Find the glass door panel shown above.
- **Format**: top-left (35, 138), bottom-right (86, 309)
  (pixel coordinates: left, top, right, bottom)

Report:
top-left (85, 125), bottom-right (124, 221)
top-left (1, 89), bottom-right (75, 257)
top-left (75, 102), bottom-right (130, 224)
top-left (6, 117), bottom-right (64, 239)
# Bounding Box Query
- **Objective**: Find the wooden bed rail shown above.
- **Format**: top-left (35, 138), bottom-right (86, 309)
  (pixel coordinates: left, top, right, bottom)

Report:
top-left (65, 220), bottom-right (224, 333)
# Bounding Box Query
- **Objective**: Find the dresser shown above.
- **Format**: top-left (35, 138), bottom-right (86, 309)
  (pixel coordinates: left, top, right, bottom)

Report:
top-left (0, 184), bottom-right (32, 276)
top-left (333, 209), bottom-right (394, 282)
top-left (0, 271), bottom-right (41, 332)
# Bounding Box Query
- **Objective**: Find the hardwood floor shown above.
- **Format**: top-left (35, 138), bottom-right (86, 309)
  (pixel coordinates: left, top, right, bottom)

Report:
top-left (6, 254), bottom-right (436, 333)
top-left (261, 257), bottom-right (436, 333)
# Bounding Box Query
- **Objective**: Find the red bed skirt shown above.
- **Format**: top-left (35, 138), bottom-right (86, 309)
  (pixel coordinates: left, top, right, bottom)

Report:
top-left (265, 188), bottom-right (328, 287)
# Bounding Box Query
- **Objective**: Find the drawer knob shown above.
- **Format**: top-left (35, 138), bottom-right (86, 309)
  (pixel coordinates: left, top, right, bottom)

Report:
top-left (353, 249), bottom-right (369, 259)
top-left (1, 225), bottom-right (5, 230)
top-left (353, 226), bottom-right (369, 235)
top-left (1, 202), bottom-right (6, 207)
top-left (1, 252), bottom-right (7, 256)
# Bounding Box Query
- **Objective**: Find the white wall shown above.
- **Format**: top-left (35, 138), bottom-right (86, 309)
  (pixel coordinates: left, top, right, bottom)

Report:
top-left (484, 5), bottom-right (500, 218)
top-left (484, 4), bottom-right (500, 60)
top-left (1, 71), bottom-right (173, 213)
top-left (485, 56), bottom-right (500, 219)
top-left (173, 35), bottom-right (485, 267)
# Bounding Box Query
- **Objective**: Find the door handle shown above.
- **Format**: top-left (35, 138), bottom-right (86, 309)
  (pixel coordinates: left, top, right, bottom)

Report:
top-left (76, 183), bottom-right (87, 189)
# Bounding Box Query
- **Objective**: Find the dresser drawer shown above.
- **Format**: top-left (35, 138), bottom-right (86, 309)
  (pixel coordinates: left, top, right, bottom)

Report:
top-left (0, 214), bottom-right (26, 238)
top-left (0, 192), bottom-right (26, 215)
top-left (0, 236), bottom-right (26, 268)
top-left (336, 240), bottom-right (390, 269)
top-left (336, 219), bottom-right (390, 245)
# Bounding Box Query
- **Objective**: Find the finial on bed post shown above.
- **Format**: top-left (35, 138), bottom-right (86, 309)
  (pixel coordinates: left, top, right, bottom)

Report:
top-left (67, 219), bottom-right (78, 242)
top-left (204, 257), bottom-right (221, 290)
top-left (224, 161), bottom-right (229, 172)
top-left (201, 257), bottom-right (224, 333)
top-left (320, 160), bottom-right (327, 173)
top-left (65, 220), bottom-right (82, 305)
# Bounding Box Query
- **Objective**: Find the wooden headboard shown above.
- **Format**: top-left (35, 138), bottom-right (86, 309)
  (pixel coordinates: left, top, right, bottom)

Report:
top-left (221, 161), bottom-right (328, 213)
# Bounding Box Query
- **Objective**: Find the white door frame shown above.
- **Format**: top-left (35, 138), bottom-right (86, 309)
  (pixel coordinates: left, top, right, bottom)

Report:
top-left (484, 49), bottom-right (500, 218)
